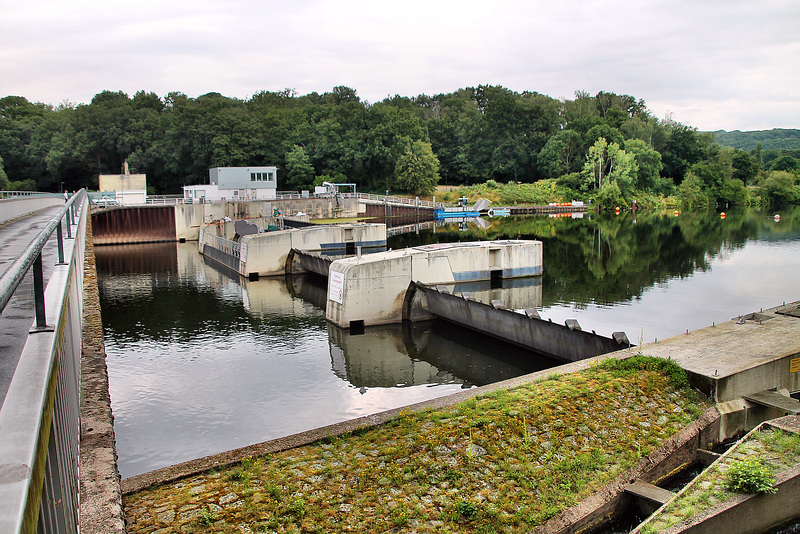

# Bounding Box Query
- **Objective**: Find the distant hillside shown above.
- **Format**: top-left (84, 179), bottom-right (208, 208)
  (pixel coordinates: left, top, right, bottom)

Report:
top-left (712, 129), bottom-right (800, 151)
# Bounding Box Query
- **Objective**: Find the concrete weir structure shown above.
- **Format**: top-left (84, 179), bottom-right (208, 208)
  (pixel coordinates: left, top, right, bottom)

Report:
top-left (326, 240), bottom-right (543, 328)
top-left (200, 222), bottom-right (387, 277)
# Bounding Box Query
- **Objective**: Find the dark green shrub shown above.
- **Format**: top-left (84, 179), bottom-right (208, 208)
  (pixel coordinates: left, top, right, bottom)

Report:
top-left (725, 458), bottom-right (777, 494)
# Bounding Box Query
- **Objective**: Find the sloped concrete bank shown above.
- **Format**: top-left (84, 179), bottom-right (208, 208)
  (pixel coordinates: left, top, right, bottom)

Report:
top-left (121, 351), bottom-right (620, 495)
top-left (536, 407), bottom-right (722, 534)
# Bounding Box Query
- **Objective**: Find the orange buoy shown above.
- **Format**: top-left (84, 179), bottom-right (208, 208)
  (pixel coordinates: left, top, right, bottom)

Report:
top-left (674, 210), bottom-right (679, 217)
top-left (774, 214), bottom-right (781, 222)
top-left (720, 212), bottom-right (726, 219)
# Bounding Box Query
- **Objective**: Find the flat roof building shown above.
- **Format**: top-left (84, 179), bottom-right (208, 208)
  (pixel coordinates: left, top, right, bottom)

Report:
top-left (184, 166), bottom-right (278, 203)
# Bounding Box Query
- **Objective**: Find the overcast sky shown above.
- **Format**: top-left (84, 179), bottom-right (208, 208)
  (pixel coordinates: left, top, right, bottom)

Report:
top-left (2, 0), bottom-right (798, 132)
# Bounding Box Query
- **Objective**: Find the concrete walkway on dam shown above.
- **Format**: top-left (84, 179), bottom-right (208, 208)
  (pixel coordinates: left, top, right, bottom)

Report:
top-left (116, 300), bottom-right (800, 533)
top-left (0, 207), bottom-right (65, 404)
top-left (634, 300), bottom-right (800, 404)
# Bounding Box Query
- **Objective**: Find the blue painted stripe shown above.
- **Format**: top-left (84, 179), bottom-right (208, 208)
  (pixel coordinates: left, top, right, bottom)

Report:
top-left (319, 240), bottom-right (387, 250)
top-left (452, 270), bottom-right (490, 281)
top-left (504, 266), bottom-right (543, 277)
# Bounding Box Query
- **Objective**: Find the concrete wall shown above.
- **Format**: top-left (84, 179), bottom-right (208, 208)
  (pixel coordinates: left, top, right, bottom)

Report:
top-left (418, 286), bottom-right (628, 362)
top-left (326, 240), bottom-right (543, 328)
top-left (0, 195), bottom-right (64, 225)
top-left (238, 223), bottom-right (387, 277)
top-left (174, 198), bottom-right (361, 242)
top-left (98, 173), bottom-right (146, 192)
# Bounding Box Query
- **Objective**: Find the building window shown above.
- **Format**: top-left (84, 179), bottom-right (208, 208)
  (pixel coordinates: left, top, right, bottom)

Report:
top-left (267, 172), bottom-right (274, 182)
top-left (250, 173), bottom-right (257, 181)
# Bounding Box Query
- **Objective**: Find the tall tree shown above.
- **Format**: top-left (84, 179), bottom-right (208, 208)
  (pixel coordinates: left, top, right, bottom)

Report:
top-left (284, 145), bottom-right (315, 190)
top-left (393, 140), bottom-right (440, 195)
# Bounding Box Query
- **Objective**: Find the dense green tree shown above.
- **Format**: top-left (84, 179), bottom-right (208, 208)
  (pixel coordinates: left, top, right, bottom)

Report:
top-left (0, 155), bottom-right (9, 189)
top-left (763, 171), bottom-right (799, 206)
top-left (678, 172), bottom-right (709, 207)
top-left (2, 84), bottom-right (788, 203)
top-left (769, 154), bottom-right (800, 173)
top-left (284, 145), bottom-right (315, 190)
top-left (393, 140), bottom-right (440, 195)
top-left (661, 124), bottom-right (712, 184)
top-left (731, 149), bottom-right (758, 185)
top-left (538, 130), bottom-right (582, 178)
top-left (624, 139), bottom-right (663, 191)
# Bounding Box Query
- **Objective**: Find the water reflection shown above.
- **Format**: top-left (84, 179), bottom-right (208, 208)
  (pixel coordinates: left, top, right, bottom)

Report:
top-left (97, 206), bottom-right (800, 478)
top-left (96, 243), bottom-right (552, 478)
top-left (390, 207), bottom-right (800, 343)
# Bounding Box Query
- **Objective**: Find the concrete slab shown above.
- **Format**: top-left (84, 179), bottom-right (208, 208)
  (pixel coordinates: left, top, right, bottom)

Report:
top-left (743, 390), bottom-right (800, 415)
top-left (624, 481), bottom-right (674, 506)
top-left (631, 301), bottom-right (800, 402)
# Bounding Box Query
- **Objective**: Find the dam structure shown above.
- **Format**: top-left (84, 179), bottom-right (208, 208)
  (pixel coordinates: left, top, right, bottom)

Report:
top-left (325, 240), bottom-right (543, 328)
top-left (199, 219), bottom-right (387, 278)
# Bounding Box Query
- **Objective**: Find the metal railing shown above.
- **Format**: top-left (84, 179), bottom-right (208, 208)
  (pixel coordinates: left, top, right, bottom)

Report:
top-left (0, 189), bottom-right (88, 534)
top-left (207, 234), bottom-right (241, 259)
top-left (0, 191), bottom-right (62, 200)
top-left (351, 193), bottom-right (436, 208)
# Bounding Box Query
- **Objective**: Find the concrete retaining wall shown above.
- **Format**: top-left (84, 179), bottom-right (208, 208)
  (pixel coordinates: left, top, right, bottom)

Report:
top-left (239, 223), bottom-right (387, 277)
top-left (417, 285), bottom-right (629, 362)
top-left (175, 198), bottom-right (360, 241)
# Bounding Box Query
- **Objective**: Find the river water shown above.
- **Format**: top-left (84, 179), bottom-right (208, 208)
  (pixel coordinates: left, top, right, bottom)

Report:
top-left (96, 207), bottom-right (800, 478)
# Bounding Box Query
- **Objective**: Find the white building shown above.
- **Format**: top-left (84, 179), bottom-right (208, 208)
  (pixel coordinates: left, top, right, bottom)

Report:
top-left (183, 166), bottom-right (278, 203)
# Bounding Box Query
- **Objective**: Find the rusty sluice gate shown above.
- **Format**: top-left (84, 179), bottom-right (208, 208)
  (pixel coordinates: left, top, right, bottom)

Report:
top-left (92, 206), bottom-right (176, 245)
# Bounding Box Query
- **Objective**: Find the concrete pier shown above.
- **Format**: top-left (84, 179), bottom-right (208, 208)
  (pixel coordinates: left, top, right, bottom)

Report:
top-left (200, 222), bottom-right (387, 277)
top-left (637, 301), bottom-right (800, 403)
top-left (326, 240), bottom-right (543, 328)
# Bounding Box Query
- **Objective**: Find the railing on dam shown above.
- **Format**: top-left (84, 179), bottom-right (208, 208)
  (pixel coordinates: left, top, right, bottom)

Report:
top-left (206, 234), bottom-right (241, 259)
top-left (0, 190), bottom-right (88, 534)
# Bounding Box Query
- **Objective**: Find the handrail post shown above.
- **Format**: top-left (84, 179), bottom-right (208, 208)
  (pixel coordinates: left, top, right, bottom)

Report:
top-left (32, 252), bottom-right (48, 330)
top-left (56, 221), bottom-right (65, 264)
top-left (65, 207), bottom-right (73, 239)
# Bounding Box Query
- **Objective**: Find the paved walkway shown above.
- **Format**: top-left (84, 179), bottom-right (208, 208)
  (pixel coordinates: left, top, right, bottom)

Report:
top-left (0, 207), bottom-right (64, 404)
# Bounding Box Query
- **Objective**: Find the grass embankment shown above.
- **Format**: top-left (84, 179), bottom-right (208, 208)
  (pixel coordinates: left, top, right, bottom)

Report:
top-left (637, 425), bottom-right (800, 533)
top-left (124, 357), bottom-right (705, 533)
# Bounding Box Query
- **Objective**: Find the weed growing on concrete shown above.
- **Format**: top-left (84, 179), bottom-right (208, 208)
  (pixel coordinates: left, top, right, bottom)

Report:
top-left (638, 427), bottom-right (800, 533)
top-left (725, 457), bottom-right (777, 494)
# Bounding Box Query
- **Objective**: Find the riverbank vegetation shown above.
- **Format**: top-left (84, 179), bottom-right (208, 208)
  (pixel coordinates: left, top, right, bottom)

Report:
top-left (1, 87), bottom-right (798, 209)
top-left (124, 356), bottom-right (705, 533)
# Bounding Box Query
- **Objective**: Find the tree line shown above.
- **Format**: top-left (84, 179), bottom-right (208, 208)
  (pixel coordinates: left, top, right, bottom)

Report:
top-left (1, 86), bottom-right (798, 207)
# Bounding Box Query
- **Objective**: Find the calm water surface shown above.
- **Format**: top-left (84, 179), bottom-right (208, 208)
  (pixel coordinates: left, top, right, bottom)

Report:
top-left (98, 207), bottom-right (800, 478)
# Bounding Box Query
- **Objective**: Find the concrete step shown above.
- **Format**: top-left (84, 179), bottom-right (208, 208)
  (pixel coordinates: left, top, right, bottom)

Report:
top-left (743, 390), bottom-right (800, 415)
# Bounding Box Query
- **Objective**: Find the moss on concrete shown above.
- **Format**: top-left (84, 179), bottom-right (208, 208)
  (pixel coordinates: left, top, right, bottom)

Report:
top-left (124, 357), bottom-right (705, 533)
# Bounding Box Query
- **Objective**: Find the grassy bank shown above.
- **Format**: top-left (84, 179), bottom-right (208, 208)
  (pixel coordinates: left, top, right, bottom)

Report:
top-left (124, 357), bottom-right (705, 533)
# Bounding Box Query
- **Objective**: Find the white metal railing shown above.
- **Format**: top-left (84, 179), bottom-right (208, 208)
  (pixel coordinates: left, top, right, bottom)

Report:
top-left (208, 234), bottom-right (241, 258)
top-left (352, 193), bottom-right (436, 208)
top-left (0, 190), bottom-right (87, 534)
top-left (145, 195), bottom-right (182, 205)
top-left (0, 191), bottom-right (62, 200)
